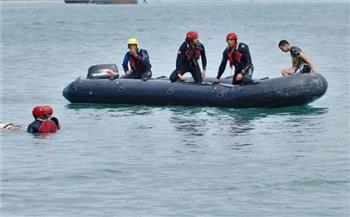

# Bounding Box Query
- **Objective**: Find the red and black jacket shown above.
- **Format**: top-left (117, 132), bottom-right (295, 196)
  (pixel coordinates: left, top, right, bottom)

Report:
top-left (176, 41), bottom-right (207, 72)
top-left (216, 42), bottom-right (253, 79)
top-left (27, 116), bottom-right (60, 133)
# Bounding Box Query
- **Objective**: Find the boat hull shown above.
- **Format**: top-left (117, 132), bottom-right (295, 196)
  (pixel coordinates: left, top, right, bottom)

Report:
top-left (63, 73), bottom-right (327, 108)
top-left (94, 0), bottom-right (138, 4)
top-left (64, 0), bottom-right (94, 3)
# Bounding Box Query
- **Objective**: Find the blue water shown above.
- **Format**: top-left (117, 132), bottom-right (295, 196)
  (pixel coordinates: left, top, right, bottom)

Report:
top-left (1, 1), bottom-right (350, 216)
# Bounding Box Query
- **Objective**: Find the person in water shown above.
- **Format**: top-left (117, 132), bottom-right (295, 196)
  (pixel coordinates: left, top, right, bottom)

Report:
top-left (278, 40), bottom-right (317, 76)
top-left (0, 121), bottom-right (22, 131)
top-left (27, 105), bottom-right (60, 133)
top-left (170, 31), bottom-right (207, 83)
top-left (122, 38), bottom-right (152, 80)
top-left (213, 33), bottom-right (254, 85)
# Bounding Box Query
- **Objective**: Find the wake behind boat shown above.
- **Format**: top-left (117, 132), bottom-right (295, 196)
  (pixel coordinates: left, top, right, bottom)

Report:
top-left (62, 64), bottom-right (327, 108)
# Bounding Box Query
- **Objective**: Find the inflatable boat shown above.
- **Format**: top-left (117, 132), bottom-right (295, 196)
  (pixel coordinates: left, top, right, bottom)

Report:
top-left (62, 64), bottom-right (327, 108)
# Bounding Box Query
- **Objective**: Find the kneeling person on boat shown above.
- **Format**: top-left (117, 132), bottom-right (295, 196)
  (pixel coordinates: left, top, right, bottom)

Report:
top-left (278, 40), bottom-right (317, 76)
top-left (213, 33), bottom-right (254, 85)
top-left (27, 105), bottom-right (60, 134)
top-left (170, 31), bottom-right (207, 83)
top-left (122, 38), bottom-right (152, 80)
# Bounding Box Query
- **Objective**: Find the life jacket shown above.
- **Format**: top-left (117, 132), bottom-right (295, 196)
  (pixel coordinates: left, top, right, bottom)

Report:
top-left (184, 43), bottom-right (202, 61)
top-left (227, 45), bottom-right (243, 67)
top-left (129, 49), bottom-right (150, 72)
top-left (27, 116), bottom-right (59, 133)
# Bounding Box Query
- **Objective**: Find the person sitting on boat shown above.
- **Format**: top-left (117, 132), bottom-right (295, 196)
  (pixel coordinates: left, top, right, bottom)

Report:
top-left (27, 105), bottom-right (60, 133)
top-left (170, 31), bottom-right (207, 83)
top-left (122, 38), bottom-right (152, 81)
top-left (213, 33), bottom-right (254, 85)
top-left (278, 40), bottom-right (317, 76)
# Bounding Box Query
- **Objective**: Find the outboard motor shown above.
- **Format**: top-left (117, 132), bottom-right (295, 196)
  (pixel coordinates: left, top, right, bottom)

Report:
top-left (87, 64), bottom-right (119, 79)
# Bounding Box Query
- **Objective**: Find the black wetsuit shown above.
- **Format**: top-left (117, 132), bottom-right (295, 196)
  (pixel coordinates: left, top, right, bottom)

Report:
top-left (291, 46), bottom-right (311, 74)
top-left (170, 41), bottom-right (207, 83)
top-left (122, 49), bottom-right (152, 80)
top-left (216, 42), bottom-right (254, 85)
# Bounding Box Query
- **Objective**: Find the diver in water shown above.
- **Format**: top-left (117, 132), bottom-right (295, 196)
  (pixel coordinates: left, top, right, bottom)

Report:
top-left (278, 40), bottom-right (317, 76)
top-left (122, 38), bottom-right (152, 81)
top-left (27, 105), bottom-right (60, 133)
top-left (170, 31), bottom-right (207, 83)
top-left (213, 32), bottom-right (254, 85)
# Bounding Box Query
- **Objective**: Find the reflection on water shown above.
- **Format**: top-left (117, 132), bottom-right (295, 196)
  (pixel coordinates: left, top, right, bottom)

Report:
top-left (168, 105), bottom-right (328, 147)
top-left (64, 103), bottom-right (328, 149)
top-left (169, 107), bottom-right (209, 137)
top-left (66, 103), bottom-right (156, 117)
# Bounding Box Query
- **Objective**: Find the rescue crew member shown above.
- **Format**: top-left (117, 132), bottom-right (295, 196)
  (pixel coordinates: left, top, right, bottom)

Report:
top-left (27, 105), bottom-right (60, 133)
top-left (170, 31), bottom-right (207, 83)
top-left (213, 33), bottom-right (254, 85)
top-left (278, 40), bottom-right (317, 76)
top-left (122, 38), bottom-right (152, 80)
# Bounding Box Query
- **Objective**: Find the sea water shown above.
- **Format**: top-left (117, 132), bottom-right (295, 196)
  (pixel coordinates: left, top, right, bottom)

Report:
top-left (1, 1), bottom-right (349, 216)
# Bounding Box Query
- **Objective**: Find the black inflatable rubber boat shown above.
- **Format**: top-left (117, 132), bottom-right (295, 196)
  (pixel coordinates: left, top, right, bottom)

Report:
top-left (63, 64), bottom-right (327, 108)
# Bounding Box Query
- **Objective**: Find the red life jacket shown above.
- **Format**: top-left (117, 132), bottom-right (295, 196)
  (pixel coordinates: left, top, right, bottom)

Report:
top-left (38, 118), bottom-right (58, 133)
top-left (27, 116), bottom-right (59, 133)
top-left (129, 49), bottom-right (148, 72)
top-left (227, 47), bottom-right (243, 67)
top-left (129, 56), bottom-right (137, 68)
top-left (184, 44), bottom-right (202, 61)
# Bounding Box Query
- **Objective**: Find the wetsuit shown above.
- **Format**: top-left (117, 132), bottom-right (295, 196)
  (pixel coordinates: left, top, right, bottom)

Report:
top-left (27, 116), bottom-right (60, 133)
top-left (122, 49), bottom-right (152, 80)
top-left (216, 42), bottom-right (254, 85)
top-left (170, 41), bottom-right (207, 83)
top-left (291, 46), bottom-right (311, 74)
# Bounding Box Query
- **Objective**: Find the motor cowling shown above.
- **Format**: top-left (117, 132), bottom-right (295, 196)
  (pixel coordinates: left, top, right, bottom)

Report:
top-left (87, 64), bottom-right (119, 79)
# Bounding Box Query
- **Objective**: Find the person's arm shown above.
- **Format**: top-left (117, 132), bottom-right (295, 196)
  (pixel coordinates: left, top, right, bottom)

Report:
top-left (122, 53), bottom-right (130, 72)
top-left (240, 44), bottom-right (252, 75)
top-left (200, 44), bottom-right (207, 79)
top-left (27, 125), bottom-right (34, 133)
top-left (176, 43), bottom-right (185, 71)
top-left (50, 117), bottom-right (60, 130)
top-left (200, 44), bottom-right (207, 70)
top-left (299, 52), bottom-right (317, 73)
top-left (176, 43), bottom-right (186, 79)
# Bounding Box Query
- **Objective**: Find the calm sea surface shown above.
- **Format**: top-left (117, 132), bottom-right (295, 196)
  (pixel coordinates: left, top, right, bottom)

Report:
top-left (1, 1), bottom-right (350, 217)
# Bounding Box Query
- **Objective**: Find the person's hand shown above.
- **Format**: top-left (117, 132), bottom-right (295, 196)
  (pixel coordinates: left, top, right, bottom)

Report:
top-left (212, 78), bottom-right (220, 85)
top-left (201, 69), bottom-right (206, 79)
top-left (125, 70), bottom-right (132, 76)
top-left (236, 73), bottom-right (243, 81)
top-left (178, 74), bottom-right (186, 81)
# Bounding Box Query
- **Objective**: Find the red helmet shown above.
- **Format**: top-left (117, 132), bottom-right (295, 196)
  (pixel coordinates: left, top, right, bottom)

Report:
top-left (32, 106), bottom-right (46, 118)
top-left (32, 105), bottom-right (54, 118)
top-left (226, 32), bottom-right (238, 41)
top-left (186, 31), bottom-right (199, 42)
top-left (43, 105), bottom-right (53, 116)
